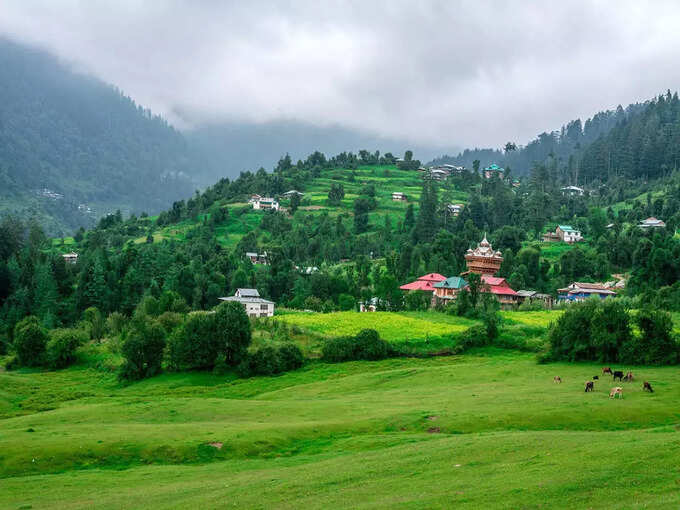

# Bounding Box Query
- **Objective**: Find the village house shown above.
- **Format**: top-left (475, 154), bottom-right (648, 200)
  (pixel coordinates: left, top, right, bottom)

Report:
top-left (560, 185), bottom-right (585, 196)
top-left (433, 276), bottom-right (468, 303)
top-left (515, 290), bottom-right (554, 308)
top-left (428, 169), bottom-right (449, 181)
top-left (62, 252), bottom-right (78, 264)
top-left (480, 276), bottom-right (519, 307)
top-left (359, 297), bottom-right (379, 312)
top-left (557, 282), bottom-right (616, 302)
top-left (251, 196), bottom-right (280, 211)
top-left (392, 192), bottom-right (408, 201)
top-left (483, 163), bottom-right (504, 179)
top-left (282, 190), bottom-right (304, 198)
top-left (219, 288), bottom-right (275, 317)
top-left (543, 225), bottom-right (583, 243)
top-left (399, 273), bottom-right (447, 293)
top-left (245, 252), bottom-right (269, 265)
top-left (638, 217), bottom-right (666, 229)
top-left (447, 203), bottom-right (464, 216)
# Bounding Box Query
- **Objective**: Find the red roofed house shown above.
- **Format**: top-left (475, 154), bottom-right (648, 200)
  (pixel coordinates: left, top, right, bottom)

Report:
top-left (480, 275), bottom-right (519, 307)
top-left (399, 273), bottom-right (447, 293)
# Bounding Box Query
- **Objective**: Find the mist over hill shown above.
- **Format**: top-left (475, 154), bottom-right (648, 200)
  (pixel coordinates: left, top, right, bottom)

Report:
top-left (185, 121), bottom-right (452, 187)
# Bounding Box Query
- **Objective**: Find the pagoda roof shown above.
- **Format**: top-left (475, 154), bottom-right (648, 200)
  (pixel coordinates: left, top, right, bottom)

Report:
top-left (434, 276), bottom-right (468, 289)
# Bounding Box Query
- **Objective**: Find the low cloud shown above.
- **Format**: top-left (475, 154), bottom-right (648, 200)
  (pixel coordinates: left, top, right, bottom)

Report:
top-left (1, 1), bottom-right (679, 149)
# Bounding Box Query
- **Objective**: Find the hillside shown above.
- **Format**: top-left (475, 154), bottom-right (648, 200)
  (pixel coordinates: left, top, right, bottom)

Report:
top-left (431, 100), bottom-right (649, 180)
top-left (0, 39), bottom-right (196, 235)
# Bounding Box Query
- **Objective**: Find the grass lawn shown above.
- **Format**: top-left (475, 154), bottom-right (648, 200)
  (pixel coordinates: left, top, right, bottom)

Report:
top-left (2, 349), bottom-right (680, 509)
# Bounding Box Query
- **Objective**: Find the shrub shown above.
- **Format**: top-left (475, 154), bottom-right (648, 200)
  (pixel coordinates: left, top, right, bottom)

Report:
top-left (237, 343), bottom-right (305, 377)
top-left (157, 311), bottom-right (184, 335)
top-left (13, 316), bottom-right (49, 367)
top-left (338, 293), bottom-right (356, 311)
top-left (167, 302), bottom-right (251, 371)
top-left (83, 307), bottom-right (105, 341)
top-left (106, 312), bottom-right (127, 336)
top-left (46, 328), bottom-right (88, 369)
top-left (277, 343), bottom-right (304, 371)
top-left (167, 312), bottom-right (219, 371)
top-left (547, 300), bottom-right (598, 361)
top-left (621, 308), bottom-right (679, 365)
top-left (119, 318), bottom-right (166, 381)
top-left (454, 325), bottom-right (489, 353)
top-left (321, 329), bottom-right (392, 362)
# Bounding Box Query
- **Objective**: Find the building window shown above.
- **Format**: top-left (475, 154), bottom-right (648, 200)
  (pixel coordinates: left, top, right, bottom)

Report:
top-left (260, 304), bottom-right (269, 311)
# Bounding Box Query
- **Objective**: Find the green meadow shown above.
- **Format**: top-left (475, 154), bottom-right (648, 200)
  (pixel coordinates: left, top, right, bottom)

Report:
top-left (2, 346), bottom-right (680, 509)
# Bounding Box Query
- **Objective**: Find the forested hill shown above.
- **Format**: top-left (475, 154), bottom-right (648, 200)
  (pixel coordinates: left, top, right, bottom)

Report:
top-left (430, 100), bottom-right (649, 179)
top-left (0, 39), bottom-right (196, 236)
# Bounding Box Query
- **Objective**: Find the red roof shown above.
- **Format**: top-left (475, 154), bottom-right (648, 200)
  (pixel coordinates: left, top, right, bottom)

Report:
top-left (480, 275), bottom-right (517, 296)
top-left (399, 273), bottom-right (446, 291)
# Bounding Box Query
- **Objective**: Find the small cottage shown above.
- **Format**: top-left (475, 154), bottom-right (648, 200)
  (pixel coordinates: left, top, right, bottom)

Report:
top-left (219, 288), bottom-right (275, 317)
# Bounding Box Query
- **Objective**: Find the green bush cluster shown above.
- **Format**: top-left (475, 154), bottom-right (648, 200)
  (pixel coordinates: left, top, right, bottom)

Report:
top-left (321, 329), bottom-right (392, 362)
top-left (547, 300), bottom-right (679, 365)
top-left (237, 343), bottom-right (304, 377)
top-left (8, 317), bottom-right (85, 370)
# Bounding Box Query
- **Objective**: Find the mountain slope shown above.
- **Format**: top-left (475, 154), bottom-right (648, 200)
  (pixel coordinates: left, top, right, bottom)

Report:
top-left (430, 101), bottom-right (648, 179)
top-left (0, 38), bottom-right (196, 235)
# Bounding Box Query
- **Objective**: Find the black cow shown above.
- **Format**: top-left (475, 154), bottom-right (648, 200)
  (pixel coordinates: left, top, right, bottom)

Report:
top-left (585, 381), bottom-right (594, 392)
top-left (613, 370), bottom-right (624, 382)
top-left (593, 375), bottom-right (599, 380)
top-left (643, 381), bottom-right (654, 393)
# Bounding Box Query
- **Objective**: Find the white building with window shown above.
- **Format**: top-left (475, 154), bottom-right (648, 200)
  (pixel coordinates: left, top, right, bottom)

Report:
top-left (219, 288), bottom-right (275, 317)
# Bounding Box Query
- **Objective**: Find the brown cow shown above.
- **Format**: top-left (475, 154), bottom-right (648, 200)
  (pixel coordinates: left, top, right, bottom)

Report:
top-left (585, 381), bottom-right (594, 392)
top-left (602, 367), bottom-right (613, 375)
top-left (624, 371), bottom-right (634, 382)
top-left (609, 387), bottom-right (623, 399)
top-left (553, 376), bottom-right (562, 384)
top-left (643, 381), bottom-right (654, 393)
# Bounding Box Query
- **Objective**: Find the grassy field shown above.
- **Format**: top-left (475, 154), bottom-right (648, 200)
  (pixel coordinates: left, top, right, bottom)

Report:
top-left (275, 310), bottom-right (479, 342)
top-left (2, 348), bottom-right (680, 509)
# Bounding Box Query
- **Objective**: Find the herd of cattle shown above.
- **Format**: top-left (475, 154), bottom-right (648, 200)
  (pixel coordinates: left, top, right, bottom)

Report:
top-left (553, 367), bottom-right (654, 399)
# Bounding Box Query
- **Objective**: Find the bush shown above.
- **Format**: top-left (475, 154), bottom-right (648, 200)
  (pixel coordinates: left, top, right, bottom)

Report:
top-left (106, 312), bottom-right (127, 336)
top-left (621, 308), bottom-right (679, 365)
top-left (83, 307), bottom-right (105, 341)
top-left (237, 343), bottom-right (305, 377)
top-left (167, 302), bottom-right (251, 371)
top-left (167, 312), bottom-right (219, 371)
top-left (119, 318), bottom-right (166, 381)
top-left (46, 328), bottom-right (88, 369)
top-left (157, 311), bottom-right (184, 335)
top-left (13, 316), bottom-right (49, 367)
top-left (338, 293), bottom-right (356, 311)
top-left (321, 329), bottom-right (392, 362)
top-left (454, 325), bottom-right (490, 353)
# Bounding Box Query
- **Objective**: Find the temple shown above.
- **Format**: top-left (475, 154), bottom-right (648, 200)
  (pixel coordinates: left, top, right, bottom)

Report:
top-left (463, 235), bottom-right (503, 276)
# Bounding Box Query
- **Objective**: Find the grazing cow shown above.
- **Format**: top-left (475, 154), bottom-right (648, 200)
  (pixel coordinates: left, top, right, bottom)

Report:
top-left (602, 367), bottom-right (613, 375)
top-left (585, 381), bottom-right (594, 392)
top-left (593, 375), bottom-right (599, 380)
top-left (553, 376), bottom-right (562, 384)
top-left (624, 371), bottom-right (634, 382)
top-left (613, 370), bottom-right (624, 382)
top-left (643, 381), bottom-right (654, 393)
top-left (609, 387), bottom-right (623, 399)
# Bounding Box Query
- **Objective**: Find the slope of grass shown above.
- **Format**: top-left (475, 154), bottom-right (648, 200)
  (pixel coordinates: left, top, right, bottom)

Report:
top-left (2, 349), bottom-right (680, 508)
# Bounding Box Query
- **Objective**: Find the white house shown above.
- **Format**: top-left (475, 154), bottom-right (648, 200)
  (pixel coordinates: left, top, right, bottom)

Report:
top-left (447, 204), bottom-right (464, 216)
top-left (392, 192), bottom-right (408, 201)
top-left (251, 197), bottom-right (280, 211)
top-left (219, 288), bottom-right (275, 317)
top-left (561, 186), bottom-right (585, 196)
top-left (62, 252), bottom-right (78, 264)
top-left (282, 190), bottom-right (304, 198)
top-left (638, 217), bottom-right (666, 229)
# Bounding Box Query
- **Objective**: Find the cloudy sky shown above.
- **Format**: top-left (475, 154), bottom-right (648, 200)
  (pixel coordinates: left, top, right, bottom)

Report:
top-left (1, 1), bottom-right (679, 150)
